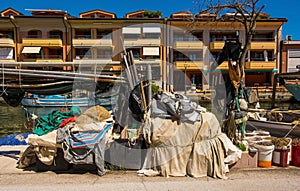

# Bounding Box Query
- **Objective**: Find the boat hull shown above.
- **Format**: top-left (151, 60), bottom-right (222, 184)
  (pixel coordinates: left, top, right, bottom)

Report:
top-left (21, 97), bottom-right (92, 107)
top-left (246, 119), bottom-right (300, 138)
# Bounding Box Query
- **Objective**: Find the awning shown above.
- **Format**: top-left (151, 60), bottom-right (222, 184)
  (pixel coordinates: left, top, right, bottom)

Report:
top-left (122, 27), bottom-right (141, 34)
top-left (143, 47), bottom-right (160, 56)
top-left (143, 27), bottom-right (161, 33)
top-left (22, 47), bottom-right (41, 54)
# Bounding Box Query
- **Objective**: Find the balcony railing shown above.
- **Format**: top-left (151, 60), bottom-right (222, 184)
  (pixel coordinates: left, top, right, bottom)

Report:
top-left (22, 38), bottom-right (63, 47)
top-left (174, 61), bottom-right (203, 70)
top-left (73, 39), bottom-right (113, 47)
top-left (23, 55), bottom-right (63, 62)
top-left (174, 41), bottom-right (203, 49)
top-left (249, 41), bottom-right (276, 50)
top-left (245, 61), bottom-right (276, 69)
top-left (251, 37), bottom-right (275, 42)
top-left (0, 38), bottom-right (14, 47)
top-left (209, 41), bottom-right (225, 50)
top-left (124, 38), bottom-right (160, 46)
top-left (210, 61), bottom-right (229, 70)
top-left (23, 55), bottom-right (62, 59)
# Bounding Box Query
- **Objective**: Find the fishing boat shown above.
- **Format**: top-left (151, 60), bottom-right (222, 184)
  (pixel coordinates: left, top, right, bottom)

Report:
top-left (272, 71), bottom-right (300, 107)
top-left (21, 94), bottom-right (93, 107)
top-left (245, 70), bottom-right (300, 138)
top-left (246, 118), bottom-right (300, 138)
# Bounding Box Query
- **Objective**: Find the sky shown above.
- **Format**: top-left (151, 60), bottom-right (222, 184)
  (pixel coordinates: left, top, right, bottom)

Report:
top-left (0, 0), bottom-right (299, 40)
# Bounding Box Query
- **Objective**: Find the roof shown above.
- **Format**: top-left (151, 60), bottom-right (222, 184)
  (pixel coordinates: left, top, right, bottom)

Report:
top-left (25, 9), bottom-right (72, 17)
top-left (0, 7), bottom-right (23, 17)
top-left (79, 9), bottom-right (117, 18)
top-left (195, 10), bottom-right (217, 19)
top-left (124, 10), bottom-right (162, 19)
top-left (170, 11), bottom-right (193, 18)
top-left (125, 10), bottom-right (146, 18)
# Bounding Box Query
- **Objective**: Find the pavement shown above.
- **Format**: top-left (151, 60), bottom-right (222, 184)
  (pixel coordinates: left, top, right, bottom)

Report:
top-left (1, 145), bottom-right (300, 191)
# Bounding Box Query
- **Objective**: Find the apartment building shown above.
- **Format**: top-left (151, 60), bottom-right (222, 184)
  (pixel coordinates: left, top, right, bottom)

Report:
top-left (0, 7), bottom-right (287, 91)
top-left (281, 36), bottom-right (300, 73)
top-left (168, 11), bottom-right (286, 91)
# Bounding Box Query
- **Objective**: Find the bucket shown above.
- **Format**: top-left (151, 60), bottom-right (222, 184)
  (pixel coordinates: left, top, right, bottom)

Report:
top-left (291, 145), bottom-right (300, 167)
top-left (254, 143), bottom-right (274, 168)
top-left (272, 149), bottom-right (290, 167)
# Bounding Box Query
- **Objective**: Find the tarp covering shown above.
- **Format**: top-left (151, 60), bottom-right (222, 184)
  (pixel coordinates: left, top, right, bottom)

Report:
top-left (32, 106), bottom-right (81, 136)
top-left (284, 84), bottom-right (300, 102)
top-left (142, 112), bottom-right (240, 178)
top-left (0, 133), bottom-right (30, 146)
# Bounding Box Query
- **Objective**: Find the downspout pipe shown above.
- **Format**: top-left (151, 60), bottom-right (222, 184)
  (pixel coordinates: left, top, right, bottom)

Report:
top-left (63, 16), bottom-right (73, 61)
top-left (9, 15), bottom-right (18, 62)
top-left (279, 40), bottom-right (283, 73)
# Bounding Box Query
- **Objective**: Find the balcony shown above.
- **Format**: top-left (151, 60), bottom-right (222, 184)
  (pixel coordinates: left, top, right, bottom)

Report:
top-left (173, 41), bottom-right (203, 50)
top-left (209, 41), bottom-right (225, 50)
top-left (124, 38), bottom-right (160, 46)
top-left (36, 58), bottom-right (63, 62)
top-left (134, 59), bottom-right (161, 65)
top-left (210, 61), bottom-right (229, 70)
top-left (0, 38), bottom-right (14, 47)
top-left (249, 42), bottom-right (276, 50)
top-left (73, 54), bottom-right (112, 63)
top-left (73, 39), bottom-right (113, 47)
top-left (175, 61), bottom-right (203, 70)
top-left (245, 61), bottom-right (276, 69)
top-left (23, 55), bottom-right (63, 62)
top-left (22, 38), bottom-right (62, 47)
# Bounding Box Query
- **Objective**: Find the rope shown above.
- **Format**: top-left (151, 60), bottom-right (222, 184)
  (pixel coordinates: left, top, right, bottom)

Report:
top-left (284, 121), bottom-right (300, 138)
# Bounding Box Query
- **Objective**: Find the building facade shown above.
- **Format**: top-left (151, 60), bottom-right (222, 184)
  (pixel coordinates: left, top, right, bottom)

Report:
top-left (281, 36), bottom-right (300, 73)
top-left (0, 8), bottom-right (287, 91)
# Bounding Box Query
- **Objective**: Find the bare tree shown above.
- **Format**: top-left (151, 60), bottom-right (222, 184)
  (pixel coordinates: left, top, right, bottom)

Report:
top-left (193, 0), bottom-right (266, 142)
top-left (206, 0), bottom-right (265, 70)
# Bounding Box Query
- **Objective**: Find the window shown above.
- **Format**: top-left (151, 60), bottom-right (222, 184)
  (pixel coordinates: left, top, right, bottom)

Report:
top-left (27, 30), bottom-right (42, 38)
top-left (75, 29), bottom-right (91, 39)
top-left (48, 30), bottom-right (62, 39)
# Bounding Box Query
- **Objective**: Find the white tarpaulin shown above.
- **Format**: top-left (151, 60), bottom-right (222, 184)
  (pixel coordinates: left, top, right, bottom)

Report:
top-left (143, 27), bottom-right (161, 33)
top-left (143, 47), bottom-right (160, 56)
top-left (22, 47), bottom-right (41, 54)
top-left (141, 111), bottom-right (241, 178)
top-left (122, 27), bottom-right (141, 34)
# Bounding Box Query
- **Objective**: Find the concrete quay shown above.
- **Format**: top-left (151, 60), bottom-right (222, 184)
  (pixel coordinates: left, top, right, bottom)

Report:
top-left (1, 145), bottom-right (300, 191)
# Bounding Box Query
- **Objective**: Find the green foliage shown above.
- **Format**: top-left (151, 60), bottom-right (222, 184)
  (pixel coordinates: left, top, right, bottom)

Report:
top-left (144, 10), bottom-right (162, 18)
top-left (151, 83), bottom-right (160, 95)
top-left (236, 142), bottom-right (247, 151)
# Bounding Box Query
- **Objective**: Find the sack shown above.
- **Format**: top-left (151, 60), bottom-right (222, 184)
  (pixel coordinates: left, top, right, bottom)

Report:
top-left (128, 81), bottom-right (150, 122)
